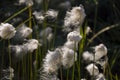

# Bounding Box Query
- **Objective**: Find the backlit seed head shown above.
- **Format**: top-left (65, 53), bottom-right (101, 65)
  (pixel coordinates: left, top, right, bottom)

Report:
top-left (82, 51), bottom-right (94, 61)
top-left (95, 44), bottom-right (107, 61)
top-left (0, 23), bottom-right (16, 39)
top-left (63, 5), bottom-right (86, 32)
top-left (43, 48), bottom-right (62, 73)
top-left (61, 47), bottom-right (77, 68)
top-left (86, 63), bottom-right (99, 76)
top-left (67, 31), bottom-right (82, 42)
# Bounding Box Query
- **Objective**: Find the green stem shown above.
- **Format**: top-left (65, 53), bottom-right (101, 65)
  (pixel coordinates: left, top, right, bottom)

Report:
top-left (72, 65), bottom-right (75, 80)
top-left (4, 6), bottom-right (30, 23)
top-left (16, 17), bottom-right (33, 29)
top-left (93, 0), bottom-right (98, 31)
top-left (66, 69), bottom-right (69, 80)
top-left (43, 0), bottom-right (49, 12)
top-left (87, 23), bottom-right (120, 45)
top-left (28, 5), bottom-right (33, 80)
top-left (8, 40), bottom-right (12, 80)
top-left (60, 68), bottom-right (63, 80)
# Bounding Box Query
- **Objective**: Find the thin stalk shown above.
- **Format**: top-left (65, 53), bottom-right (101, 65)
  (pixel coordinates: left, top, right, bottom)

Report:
top-left (108, 63), bottom-right (113, 80)
top-left (93, 0), bottom-right (98, 31)
top-left (76, 62), bottom-right (80, 80)
top-left (66, 69), bottom-right (69, 80)
top-left (34, 50), bottom-right (39, 80)
top-left (78, 26), bottom-right (83, 80)
top-left (8, 40), bottom-right (12, 80)
top-left (4, 6), bottom-right (30, 23)
top-left (42, 0), bottom-right (48, 54)
top-left (29, 6), bottom-right (32, 29)
top-left (78, 44), bottom-right (81, 80)
top-left (32, 17), bottom-right (39, 80)
top-left (16, 17), bottom-right (33, 29)
top-left (28, 5), bottom-right (33, 80)
top-left (87, 23), bottom-right (120, 45)
top-left (1, 41), bottom-right (5, 70)
top-left (72, 63), bottom-right (75, 80)
top-left (60, 68), bottom-right (63, 80)
top-left (22, 56), bottom-right (26, 79)
top-left (43, 0), bottom-right (49, 12)
top-left (18, 62), bottom-right (20, 80)
top-left (52, 24), bottom-right (57, 49)
top-left (78, 23), bottom-right (87, 79)
top-left (115, 74), bottom-right (118, 80)
top-left (72, 41), bottom-right (77, 80)
top-left (92, 56), bottom-right (95, 80)
top-left (8, 40), bottom-right (11, 66)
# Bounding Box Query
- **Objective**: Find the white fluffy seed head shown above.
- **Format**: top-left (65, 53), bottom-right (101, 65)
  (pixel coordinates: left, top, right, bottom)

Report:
top-left (58, 1), bottom-right (71, 10)
top-left (24, 39), bottom-right (39, 53)
top-left (19, 0), bottom-right (33, 6)
top-left (95, 44), bottom-right (107, 61)
top-left (9, 45), bottom-right (27, 61)
top-left (85, 26), bottom-right (91, 35)
top-left (0, 23), bottom-right (16, 39)
top-left (82, 51), bottom-right (94, 61)
top-left (43, 48), bottom-right (62, 73)
top-left (40, 27), bottom-right (53, 43)
top-left (9, 39), bottom-right (39, 62)
top-left (96, 56), bottom-right (108, 69)
top-left (15, 24), bottom-right (32, 39)
top-left (45, 9), bottom-right (58, 20)
top-left (40, 27), bottom-right (52, 38)
top-left (33, 11), bottom-right (45, 24)
top-left (64, 40), bottom-right (79, 50)
top-left (67, 31), bottom-right (82, 42)
top-left (86, 63), bottom-right (99, 76)
top-left (2, 67), bottom-right (14, 79)
top-left (47, 33), bottom-right (53, 42)
top-left (63, 5), bottom-right (86, 32)
top-left (61, 47), bottom-right (77, 68)
top-left (96, 73), bottom-right (106, 80)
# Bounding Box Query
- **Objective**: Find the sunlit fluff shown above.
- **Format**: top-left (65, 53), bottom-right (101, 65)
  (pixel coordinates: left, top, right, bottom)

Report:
top-left (45, 9), bottom-right (58, 21)
top-left (9, 45), bottom-right (27, 60)
top-left (40, 27), bottom-right (52, 37)
top-left (61, 47), bottom-right (77, 68)
top-left (63, 5), bottom-right (86, 32)
top-left (0, 23), bottom-right (16, 39)
top-left (58, 1), bottom-right (71, 10)
top-left (33, 11), bottom-right (45, 24)
top-left (96, 56), bottom-right (108, 69)
top-left (82, 51), bottom-right (94, 61)
top-left (95, 44), bottom-right (107, 61)
top-left (14, 24), bottom-right (32, 40)
top-left (40, 27), bottom-right (53, 42)
top-left (64, 40), bottom-right (79, 50)
top-left (24, 39), bottom-right (39, 53)
top-left (1, 67), bottom-right (14, 80)
top-left (9, 39), bottom-right (39, 61)
top-left (96, 73), bottom-right (106, 80)
top-left (43, 48), bottom-right (62, 73)
top-left (18, 0), bottom-right (33, 6)
top-left (85, 26), bottom-right (91, 35)
top-left (86, 63), bottom-right (99, 76)
top-left (40, 70), bottom-right (59, 80)
top-left (67, 31), bottom-right (82, 42)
